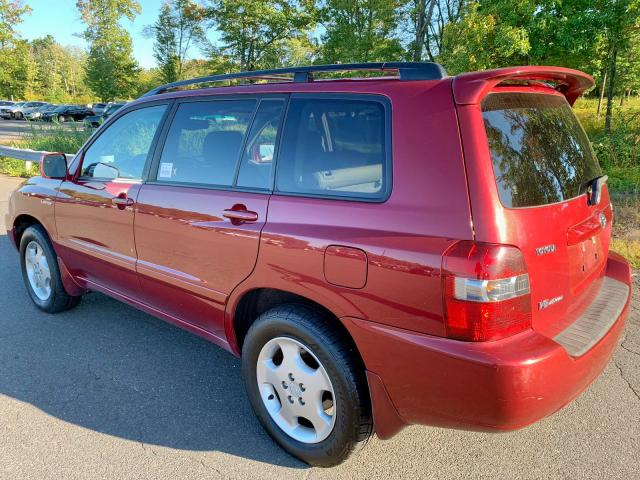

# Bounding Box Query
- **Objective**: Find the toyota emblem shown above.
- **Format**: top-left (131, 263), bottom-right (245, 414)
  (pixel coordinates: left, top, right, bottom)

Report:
top-left (599, 212), bottom-right (607, 229)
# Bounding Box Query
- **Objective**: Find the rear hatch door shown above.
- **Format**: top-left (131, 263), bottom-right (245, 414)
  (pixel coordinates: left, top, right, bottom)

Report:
top-left (454, 69), bottom-right (611, 337)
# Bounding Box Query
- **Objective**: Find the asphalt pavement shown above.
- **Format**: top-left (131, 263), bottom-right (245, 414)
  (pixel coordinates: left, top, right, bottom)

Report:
top-left (0, 174), bottom-right (639, 479)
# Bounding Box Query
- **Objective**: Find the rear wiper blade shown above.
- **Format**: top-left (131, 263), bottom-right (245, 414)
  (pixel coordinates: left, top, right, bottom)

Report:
top-left (586, 175), bottom-right (608, 206)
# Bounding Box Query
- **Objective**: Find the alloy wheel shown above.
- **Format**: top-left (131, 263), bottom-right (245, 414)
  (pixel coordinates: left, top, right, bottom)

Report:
top-left (24, 240), bottom-right (52, 301)
top-left (256, 337), bottom-right (336, 444)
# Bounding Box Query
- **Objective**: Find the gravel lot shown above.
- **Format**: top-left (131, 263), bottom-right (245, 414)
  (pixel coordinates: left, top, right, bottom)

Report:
top-left (0, 174), bottom-right (638, 479)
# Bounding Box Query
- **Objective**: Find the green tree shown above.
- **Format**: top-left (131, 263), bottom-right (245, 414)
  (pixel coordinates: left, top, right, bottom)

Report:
top-left (0, 0), bottom-right (31, 48)
top-left (0, 0), bottom-right (32, 99)
top-left (617, 27), bottom-right (640, 103)
top-left (401, 0), bottom-right (465, 62)
top-left (0, 40), bottom-right (35, 99)
top-left (29, 36), bottom-right (90, 101)
top-left (439, 1), bottom-right (530, 73)
top-left (319, 0), bottom-right (404, 63)
top-left (598, 0), bottom-right (640, 132)
top-left (145, 0), bottom-right (206, 84)
top-left (76, 0), bottom-right (142, 101)
top-left (205, 0), bottom-right (316, 71)
top-left (407, 0), bottom-right (437, 61)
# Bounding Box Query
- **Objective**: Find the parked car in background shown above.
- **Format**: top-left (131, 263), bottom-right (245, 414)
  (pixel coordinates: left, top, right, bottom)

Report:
top-left (5, 63), bottom-right (632, 467)
top-left (25, 104), bottom-right (58, 121)
top-left (42, 105), bottom-right (94, 123)
top-left (20, 102), bottom-right (51, 120)
top-left (0, 101), bottom-right (25, 119)
top-left (0, 101), bottom-right (15, 119)
top-left (84, 102), bottom-right (126, 127)
top-left (10, 101), bottom-right (49, 120)
top-left (91, 103), bottom-right (108, 115)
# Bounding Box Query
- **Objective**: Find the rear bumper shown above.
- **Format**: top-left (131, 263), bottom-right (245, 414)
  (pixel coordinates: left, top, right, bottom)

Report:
top-left (345, 252), bottom-right (632, 439)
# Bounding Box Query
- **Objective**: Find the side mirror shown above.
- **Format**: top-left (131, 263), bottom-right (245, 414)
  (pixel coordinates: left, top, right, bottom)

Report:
top-left (40, 153), bottom-right (68, 179)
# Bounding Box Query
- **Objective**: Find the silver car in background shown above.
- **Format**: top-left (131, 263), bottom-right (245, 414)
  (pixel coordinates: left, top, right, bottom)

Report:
top-left (12, 102), bottom-right (49, 120)
top-left (25, 104), bottom-right (57, 121)
top-left (0, 101), bottom-right (23, 119)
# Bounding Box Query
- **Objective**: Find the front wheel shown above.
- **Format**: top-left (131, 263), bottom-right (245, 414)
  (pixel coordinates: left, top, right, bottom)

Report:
top-left (242, 304), bottom-right (373, 467)
top-left (20, 225), bottom-right (81, 313)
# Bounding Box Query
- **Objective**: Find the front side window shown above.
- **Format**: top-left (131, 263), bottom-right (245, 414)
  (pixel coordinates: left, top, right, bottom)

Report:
top-left (81, 105), bottom-right (167, 180)
top-left (156, 99), bottom-right (256, 186)
top-left (276, 97), bottom-right (388, 200)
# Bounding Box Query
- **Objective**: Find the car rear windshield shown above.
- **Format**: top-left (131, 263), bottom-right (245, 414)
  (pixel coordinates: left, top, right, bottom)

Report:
top-left (482, 92), bottom-right (601, 208)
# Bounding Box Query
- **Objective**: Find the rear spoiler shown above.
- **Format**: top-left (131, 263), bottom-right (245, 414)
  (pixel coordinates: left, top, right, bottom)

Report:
top-left (452, 66), bottom-right (594, 106)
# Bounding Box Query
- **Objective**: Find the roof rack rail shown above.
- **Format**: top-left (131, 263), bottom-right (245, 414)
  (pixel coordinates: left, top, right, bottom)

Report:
top-left (141, 62), bottom-right (447, 97)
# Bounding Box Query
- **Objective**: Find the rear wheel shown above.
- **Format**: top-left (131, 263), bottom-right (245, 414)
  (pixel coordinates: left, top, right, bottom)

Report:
top-left (57, 115), bottom-right (66, 123)
top-left (242, 304), bottom-right (373, 467)
top-left (20, 225), bottom-right (81, 313)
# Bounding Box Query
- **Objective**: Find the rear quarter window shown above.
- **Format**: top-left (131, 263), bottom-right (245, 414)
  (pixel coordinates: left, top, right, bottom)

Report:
top-left (482, 92), bottom-right (601, 208)
top-left (276, 96), bottom-right (390, 201)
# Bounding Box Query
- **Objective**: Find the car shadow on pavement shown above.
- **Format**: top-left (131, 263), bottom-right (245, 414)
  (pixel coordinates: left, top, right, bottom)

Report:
top-left (0, 235), bottom-right (306, 469)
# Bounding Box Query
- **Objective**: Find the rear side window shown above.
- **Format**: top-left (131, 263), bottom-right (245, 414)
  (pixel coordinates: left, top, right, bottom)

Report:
top-left (157, 100), bottom-right (256, 186)
top-left (482, 92), bottom-right (601, 208)
top-left (276, 97), bottom-right (389, 200)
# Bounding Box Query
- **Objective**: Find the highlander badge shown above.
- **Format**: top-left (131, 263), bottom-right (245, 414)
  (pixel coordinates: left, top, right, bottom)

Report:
top-left (539, 295), bottom-right (564, 310)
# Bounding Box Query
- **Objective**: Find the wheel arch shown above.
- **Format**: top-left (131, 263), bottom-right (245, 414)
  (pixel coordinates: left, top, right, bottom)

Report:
top-left (228, 287), bottom-right (364, 367)
top-left (13, 213), bottom-right (45, 246)
top-left (228, 287), bottom-right (408, 440)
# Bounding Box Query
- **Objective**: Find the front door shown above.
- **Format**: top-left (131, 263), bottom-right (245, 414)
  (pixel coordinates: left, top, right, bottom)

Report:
top-left (55, 104), bottom-right (169, 298)
top-left (134, 97), bottom-right (286, 338)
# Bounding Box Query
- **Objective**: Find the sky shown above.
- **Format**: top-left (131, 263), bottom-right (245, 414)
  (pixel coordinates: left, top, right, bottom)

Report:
top-left (15, 0), bottom-right (204, 69)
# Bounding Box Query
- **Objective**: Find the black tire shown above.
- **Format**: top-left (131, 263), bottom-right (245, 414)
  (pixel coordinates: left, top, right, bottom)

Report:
top-left (57, 115), bottom-right (65, 123)
top-left (19, 225), bottom-right (81, 313)
top-left (242, 304), bottom-right (373, 467)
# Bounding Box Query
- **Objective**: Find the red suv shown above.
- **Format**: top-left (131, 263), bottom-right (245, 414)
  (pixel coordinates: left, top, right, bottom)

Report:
top-left (5, 63), bottom-right (633, 466)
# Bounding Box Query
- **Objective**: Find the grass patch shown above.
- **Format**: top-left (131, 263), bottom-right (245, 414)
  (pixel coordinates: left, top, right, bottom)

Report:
top-left (574, 97), bottom-right (640, 194)
top-left (0, 122), bottom-right (94, 178)
top-left (611, 238), bottom-right (640, 269)
top-left (11, 122), bottom-right (94, 154)
top-left (0, 156), bottom-right (37, 177)
top-left (610, 194), bottom-right (640, 269)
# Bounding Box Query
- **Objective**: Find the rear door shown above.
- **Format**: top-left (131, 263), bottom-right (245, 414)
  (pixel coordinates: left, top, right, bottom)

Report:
top-left (134, 95), bottom-right (286, 339)
top-left (459, 87), bottom-right (611, 337)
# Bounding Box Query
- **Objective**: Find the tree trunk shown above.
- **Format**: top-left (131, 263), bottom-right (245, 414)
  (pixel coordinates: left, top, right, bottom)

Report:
top-left (597, 70), bottom-right (607, 116)
top-left (413, 1), bottom-right (436, 62)
top-left (604, 44), bottom-right (618, 134)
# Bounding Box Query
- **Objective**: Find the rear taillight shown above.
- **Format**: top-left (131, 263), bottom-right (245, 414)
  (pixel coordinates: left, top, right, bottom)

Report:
top-left (442, 241), bottom-right (532, 341)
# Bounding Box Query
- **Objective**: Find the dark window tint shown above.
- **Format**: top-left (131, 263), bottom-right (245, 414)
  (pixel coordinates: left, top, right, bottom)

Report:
top-left (236, 100), bottom-right (285, 190)
top-left (81, 105), bottom-right (167, 180)
top-left (482, 93), bottom-right (601, 208)
top-left (277, 98), bottom-right (388, 200)
top-left (157, 100), bottom-right (256, 186)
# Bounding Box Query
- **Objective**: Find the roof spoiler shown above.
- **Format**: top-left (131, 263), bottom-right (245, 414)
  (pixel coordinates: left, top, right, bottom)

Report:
top-left (452, 66), bottom-right (594, 106)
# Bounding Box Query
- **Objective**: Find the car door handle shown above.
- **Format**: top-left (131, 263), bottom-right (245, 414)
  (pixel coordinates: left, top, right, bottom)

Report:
top-left (112, 196), bottom-right (134, 209)
top-left (222, 207), bottom-right (258, 224)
